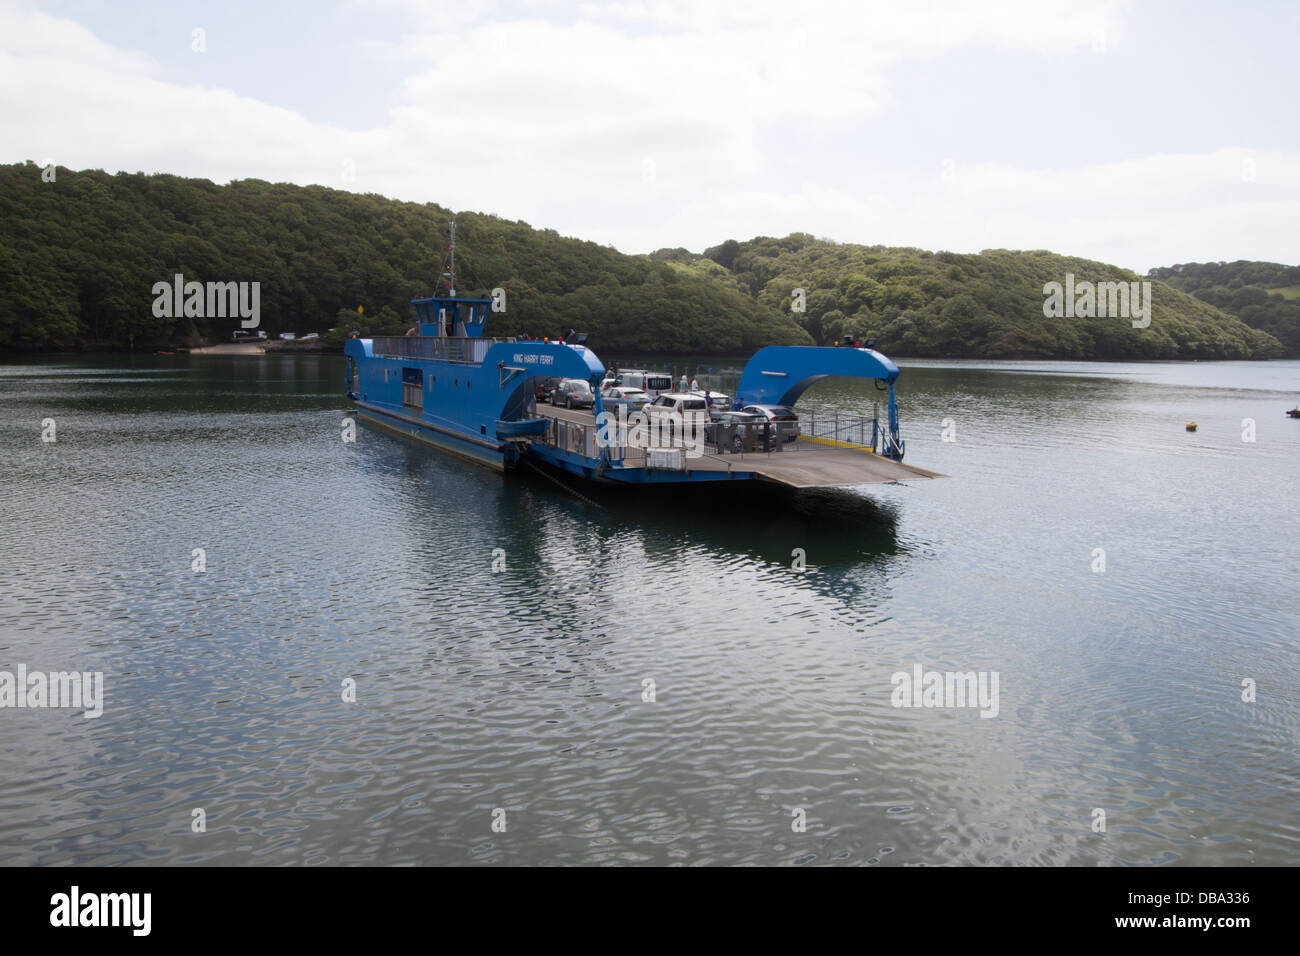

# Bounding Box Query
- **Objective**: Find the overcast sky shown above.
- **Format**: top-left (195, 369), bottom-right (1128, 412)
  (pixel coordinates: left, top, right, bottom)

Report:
top-left (3, 0), bottom-right (1297, 271)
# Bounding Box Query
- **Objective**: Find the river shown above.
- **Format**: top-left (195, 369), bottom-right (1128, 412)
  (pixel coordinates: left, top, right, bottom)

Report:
top-left (0, 354), bottom-right (1296, 865)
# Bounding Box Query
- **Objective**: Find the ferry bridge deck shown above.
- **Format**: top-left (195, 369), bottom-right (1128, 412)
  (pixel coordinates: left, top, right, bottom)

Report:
top-left (534, 405), bottom-right (942, 489)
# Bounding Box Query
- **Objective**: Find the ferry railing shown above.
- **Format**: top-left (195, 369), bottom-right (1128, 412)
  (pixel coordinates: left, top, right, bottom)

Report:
top-left (527, 409), bottom-right (699, 471)
top-left (584, 412), bottom-right (887, 463)
top-left (372, 336), bottom-right (517, 364)
top-left (527, 410), bottom-right (604, 461)
top-left (602, 421), bottom-right (686, 470)
top-left (717, 410), bottom-right (882, 458)
top-left (695, 452), bottom-right (733, 476)
top-left (524, 407), bottom-right (886, 470)
top-left (790, 409), bottom-right (880, 453)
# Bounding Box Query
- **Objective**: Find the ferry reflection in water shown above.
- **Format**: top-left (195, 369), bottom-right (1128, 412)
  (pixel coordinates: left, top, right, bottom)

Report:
top-left (360, 420), bottom-right (908, 620)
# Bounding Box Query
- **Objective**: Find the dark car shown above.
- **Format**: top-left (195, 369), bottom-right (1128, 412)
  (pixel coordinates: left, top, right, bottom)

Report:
top-left (552, 378), bottom-right (595, 409)
top-left (741, 404), bottom-right (800, 442)
top-left (705, 410), bottom-right (775, 453)
top-left (534, 376), bottom-right (561, 403)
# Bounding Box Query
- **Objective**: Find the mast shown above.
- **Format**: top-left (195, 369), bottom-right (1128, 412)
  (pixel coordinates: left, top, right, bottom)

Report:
top-left (441, 218), bottom-right (456, 298)
top-left (433, 217), bottom-right (457, 336)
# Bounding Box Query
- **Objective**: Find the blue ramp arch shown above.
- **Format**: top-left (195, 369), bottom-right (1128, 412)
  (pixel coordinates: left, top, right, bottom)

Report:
top-left (734, 346), bottom-right (899, 408)
top-left (733, 346), bottom-right (906, 461)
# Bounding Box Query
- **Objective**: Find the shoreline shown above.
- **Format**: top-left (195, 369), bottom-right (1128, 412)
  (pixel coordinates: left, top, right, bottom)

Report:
top-left (1, 345), bottom-right (1296, 362)
top-left (188, 343), bottom-right (269, 355)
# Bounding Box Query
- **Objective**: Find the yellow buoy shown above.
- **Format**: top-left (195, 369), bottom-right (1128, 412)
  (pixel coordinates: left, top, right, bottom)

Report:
top-left (1186, 423), bottom-right (1198, 431)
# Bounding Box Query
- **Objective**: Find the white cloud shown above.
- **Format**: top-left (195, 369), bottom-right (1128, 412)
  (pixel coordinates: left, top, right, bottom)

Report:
top-left (0, 0), bottom-right (1296, 271)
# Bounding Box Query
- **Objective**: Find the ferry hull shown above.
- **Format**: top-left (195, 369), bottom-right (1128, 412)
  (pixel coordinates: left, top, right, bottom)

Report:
top-left (354, 402), bottom-right (512, 472)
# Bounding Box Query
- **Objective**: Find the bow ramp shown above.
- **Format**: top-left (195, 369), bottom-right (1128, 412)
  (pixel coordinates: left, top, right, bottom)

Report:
top-left (729, 445), bottom-right (941, 489)
top-left (715, 345), bottom-right (942, 486)
top-left (728, 343), bottom-right (930, 478)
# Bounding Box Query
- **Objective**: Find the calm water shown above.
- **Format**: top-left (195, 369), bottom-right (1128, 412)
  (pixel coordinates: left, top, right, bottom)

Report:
top-left (1, 354), bottom-right (1297, 866)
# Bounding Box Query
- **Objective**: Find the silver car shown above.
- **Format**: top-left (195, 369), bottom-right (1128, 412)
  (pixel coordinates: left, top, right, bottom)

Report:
top-left (600, 386), bottom-right (650, 414)
top-left (552, 378), bottom-right (596, 409)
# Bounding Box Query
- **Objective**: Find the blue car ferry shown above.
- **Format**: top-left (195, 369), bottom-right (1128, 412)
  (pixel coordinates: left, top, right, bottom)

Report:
top-left (344, 247), bottom-right (937, 489)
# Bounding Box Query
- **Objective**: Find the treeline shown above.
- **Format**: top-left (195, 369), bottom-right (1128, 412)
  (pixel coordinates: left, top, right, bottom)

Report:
top-left (1148, 261), bottom-right (1300, 356)
top-left (665, 235), bottom-right (1283, 360)
top-left (0, 161), bottom-right (1287, 359)
top-left (0, 162), bottom-right (809, 353)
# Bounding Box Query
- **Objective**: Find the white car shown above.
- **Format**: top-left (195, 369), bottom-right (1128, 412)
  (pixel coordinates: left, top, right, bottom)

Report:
top-left (646, 392), bottom-right (710, 417)
top-left (690, 390), bottom-right (731, 419)
top-left (644, 393), bottom-right (711, 436)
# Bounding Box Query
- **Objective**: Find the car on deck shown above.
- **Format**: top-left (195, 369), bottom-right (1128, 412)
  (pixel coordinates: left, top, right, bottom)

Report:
top-left (619, 370), bottom-right (676, 400)
top-left (534, 376), bottom-right (562, 403)
top-left (645, 392), bottom-right (710, 422)
top-left (601, 386), bottom-right (650, 414)
top-left (642, 392), bottom-right (711, 444)
top-left (741, 404), bottom-right (800, 442)
top-left (690, 390), bottom-right (731, 419)
top-left (705, 409), bottom-right (775, 453)
top-left (552, 378), bottom-right (596, 409)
